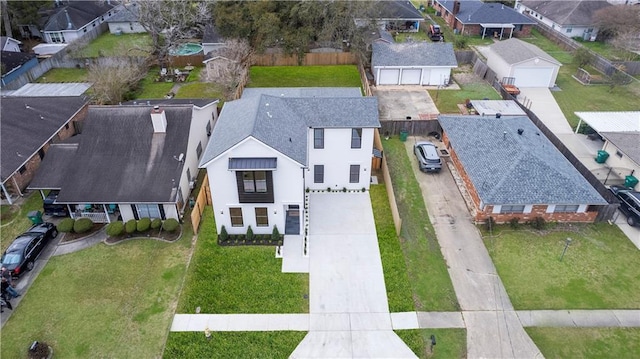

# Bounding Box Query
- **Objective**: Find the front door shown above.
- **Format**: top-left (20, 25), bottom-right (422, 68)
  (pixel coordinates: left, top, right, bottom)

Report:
top-left (285, 205), bottom-right (300, 235)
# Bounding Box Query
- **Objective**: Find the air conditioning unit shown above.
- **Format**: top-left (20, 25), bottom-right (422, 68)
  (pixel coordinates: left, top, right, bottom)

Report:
top-left (189, 180), bottom-right (196, 189)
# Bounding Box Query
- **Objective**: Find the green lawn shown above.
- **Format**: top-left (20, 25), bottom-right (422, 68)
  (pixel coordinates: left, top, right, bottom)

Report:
top-left (527, 327), bottom-right (640, 359)
top-left (37, 68), bottom-right (88, 83)
top-left (136, 69), bottom-right (174, 99)
top-left (576, 39), bottom-right (640, 62)
top-left (175, 206), bottom-right (308, 314)
top-left (483, 223), bottom-right (640, 309)
top-left (163, 332), bottom-right (307, 358)
top-left (248, 65), bottom-right (362, 88)
top-left (1, 192), bottom-right (44, 254)
top-left (76, 32), bottom-right (152, 58)
top-left (428, 81), bottom-right (501, 114)
top-left (382, 138), bottom-right (459, 311)
top-left (0, 236), bottom-right (192, 358)
top-left (370, 184), bottom-right (415, 312)
top-left (396, 329), bottom-right (466, 359)
top-left (175, 82), bottom-right (224, 100)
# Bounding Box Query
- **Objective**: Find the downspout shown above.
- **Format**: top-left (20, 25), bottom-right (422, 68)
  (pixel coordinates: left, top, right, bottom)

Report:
top-left (11, 176), bottom-right (23, 197)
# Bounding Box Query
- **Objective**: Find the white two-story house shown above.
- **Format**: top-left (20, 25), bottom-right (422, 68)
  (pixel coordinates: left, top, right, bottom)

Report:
top-left (199, 88), bottom-right (380, 236)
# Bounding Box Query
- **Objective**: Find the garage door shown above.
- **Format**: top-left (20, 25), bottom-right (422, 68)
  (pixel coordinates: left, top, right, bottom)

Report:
top-left (513, 67), bottom-right (553, 88)
top-left (401, 69), bottom-right (422, 85)
top-left (378, 69), bottom-right (400, 85)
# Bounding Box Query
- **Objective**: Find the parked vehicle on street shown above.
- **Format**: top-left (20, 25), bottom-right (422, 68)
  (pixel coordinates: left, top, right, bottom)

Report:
top-left (1, 222), bottom-right (58, 277)
top-left (609, 185), bottom-right (640, 226)
top-left (414, 141), bottom-right (442, 173)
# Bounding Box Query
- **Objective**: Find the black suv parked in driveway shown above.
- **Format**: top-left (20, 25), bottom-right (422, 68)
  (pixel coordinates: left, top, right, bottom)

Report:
top-left (1, 222), bottom-right (58, 277)
top-left (609, 185), bottom-right (640, 227)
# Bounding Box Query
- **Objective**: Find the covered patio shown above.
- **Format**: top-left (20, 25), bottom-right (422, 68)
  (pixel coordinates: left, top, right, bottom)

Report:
top-left (480, 23), bottom-right (515, 39)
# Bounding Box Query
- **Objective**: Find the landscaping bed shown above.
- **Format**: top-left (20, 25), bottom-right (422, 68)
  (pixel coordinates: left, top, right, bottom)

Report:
top-left (217, 235), bottom-right (283, 246)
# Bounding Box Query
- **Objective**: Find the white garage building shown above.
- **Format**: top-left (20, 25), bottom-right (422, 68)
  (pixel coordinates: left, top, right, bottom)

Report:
top-left (486, 38), bottom-right (561, 88)
top-left (372, 42), bottom-right (458, 86)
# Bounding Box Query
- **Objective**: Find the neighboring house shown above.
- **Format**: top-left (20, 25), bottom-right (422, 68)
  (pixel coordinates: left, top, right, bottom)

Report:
top-left (199, 88), bottom-right (379, 236)
top-left (1, 51), bottom-right (39, 87)
top-left (439, 114), bottom-right (608, 223)
top-left (28, 99), bottom-right (219, 223)
top-left (106, 2), bottom-right (145, 34)
top-left (516, 0), bottom-right (613, 41)
top-left (1, 36), bottom-right (22, 52)
top-left (433, 0), bottom-right (535, 38)
top-left (371, 41), bottom-right (458, 86)
top-left (42, 0), bottom-right (120, 44)
top-left (1, 96), bottom-right (89, 204)
top-left (356, 0), bottom-right (425, 33)
top-left (484, 38), bottom-right (562, 88)
top-left (202, 24), bottom-right (225, 56)
top-left (575, 111), bottom-right (640, 189)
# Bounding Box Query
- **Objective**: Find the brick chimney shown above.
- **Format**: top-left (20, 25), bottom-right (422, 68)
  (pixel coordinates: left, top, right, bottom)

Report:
top-left (150, 105), bottom-right (167, 133)
top-left (453, 1), bottom-right (461, 15)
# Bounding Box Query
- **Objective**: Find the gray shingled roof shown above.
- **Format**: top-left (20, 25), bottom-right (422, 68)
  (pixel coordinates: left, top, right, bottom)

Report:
top-left (106, 3), bottom-right (139, 23)
top-left (54, 105), bottom-right (192, 203)
top-left (200, 88), bottom-right (379, 167)
top-left (438, 115), bottom-right (607, 205)
top-left (599, 132), bottom-right (640, 166)
top-left (28, 141), bottom-right (79, 190)
top-left (1, 96), bottom-right (89, 183)
top-left (44, 1), bottom-right (119, 31)
top-left (438, 0), bottom-right (535, 25)
top-left (376, 1), bottom-right (424, 20)
top-left (372, 41), bottom-right (458, 67)
top-left (1, 51), bottom-right (37, 74)
top-left (121, 98), bottom-right (218, 109)
top-left (489, 38), bottom-right (561, 66)
top-left (520, 1), bottom-right (612, 26)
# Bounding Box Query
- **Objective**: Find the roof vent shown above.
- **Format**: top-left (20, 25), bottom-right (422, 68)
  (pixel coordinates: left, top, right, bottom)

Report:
top-left (496, 113), bottom-right (501, 118)
top-left (517, 128), bottom-right (524, 135)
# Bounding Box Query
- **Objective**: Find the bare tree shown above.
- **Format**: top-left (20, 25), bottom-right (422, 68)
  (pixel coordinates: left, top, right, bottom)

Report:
top-left (203, 39), bottom-right (252, 100)
top-left (135, 0), bottom-right (211, 65)
top-left (88, 58), bottom-right (148, 105)
top-left (594, 5), bottom-right (640, 56)
top-left (1, 0), bottom-right (12, 38)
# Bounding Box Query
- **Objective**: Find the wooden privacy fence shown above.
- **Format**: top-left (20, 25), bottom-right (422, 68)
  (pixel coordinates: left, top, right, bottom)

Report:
top-left (190, 174), bottom-right (212, 233)
top-left (252, 52), bottom-right (357, 66)
top-left (379, 117), bottom-right (441, 137)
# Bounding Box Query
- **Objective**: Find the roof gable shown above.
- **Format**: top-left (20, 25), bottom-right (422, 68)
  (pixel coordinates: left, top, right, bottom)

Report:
top-left (438, 0), bottom-right (535, 24)
top-left (520, 0), bottom-right (612, 26)
top-left (489, 38), bottom-right (561, 66)
top-left (438, 115), bottom-right (606, 205)
top-left (44, 0), bottom-right (118, 31)
top-left (372, 41), bottom-right (458, 67)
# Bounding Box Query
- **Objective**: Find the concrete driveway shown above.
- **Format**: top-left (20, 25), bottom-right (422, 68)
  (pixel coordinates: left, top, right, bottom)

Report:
top-left (404, 137), bottom-right (543, 358)
top-left (372, 86), bottom-right (439, 121)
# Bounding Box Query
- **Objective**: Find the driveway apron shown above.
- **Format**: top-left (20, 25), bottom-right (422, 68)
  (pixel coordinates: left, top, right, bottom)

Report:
top-left (290, 192), bottom-right (416, 358)
top-left (405, 139), bottom-right (543, 358)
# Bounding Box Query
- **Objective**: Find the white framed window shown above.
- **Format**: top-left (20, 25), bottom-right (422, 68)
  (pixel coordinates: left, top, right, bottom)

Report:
top-left (500, 205), bottom-right (525, 214)
top-left (555, 205), bottom-right (579, 213)
top-left (136, 204), bottom-right (161, 218)
top-left (50, 32), bottom-right (65, 43)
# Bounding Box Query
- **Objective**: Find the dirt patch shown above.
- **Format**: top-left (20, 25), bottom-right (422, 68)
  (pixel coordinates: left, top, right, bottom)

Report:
top-left (452, 64), bottom-right (484, 86)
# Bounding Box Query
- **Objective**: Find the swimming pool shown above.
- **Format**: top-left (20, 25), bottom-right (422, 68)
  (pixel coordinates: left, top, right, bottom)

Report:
top-left (169, 43), bottom-right (203, 56)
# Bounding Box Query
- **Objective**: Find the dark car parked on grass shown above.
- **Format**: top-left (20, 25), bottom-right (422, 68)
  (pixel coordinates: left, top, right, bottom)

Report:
top-left (609, 185), bottom-right (640, 226)
top-left (414, 141), bottom-right (442, 173)
top-left (1, 222), bottom-right (58, 277)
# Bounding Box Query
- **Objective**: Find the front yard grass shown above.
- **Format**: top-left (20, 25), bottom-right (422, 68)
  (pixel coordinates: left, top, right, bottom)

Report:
top-left (0, 235), bottom-right (192, 358)
top-left (1, 192), bottom-right (44, 254)
top-left (428, 81), bottom-right (501, 114)
top-left (76, 32), bottom-right (152, 57)
top-left (163, 331), bottom-right (307, 358)
top-left (370, 184), bottom-right (414, 312)
top-left (174, 206), bottom-right (308, 314)
top-left (396, 328), bottom-right (466, 359)
top-left (36, 68), bottom-right (88, 83)
top-left (526, 327), bottom-right (640, 359)
top-left (382, 138), bottom-right (459, 311)
top-left (249, 65), bottom-right (362, 88)
top-left (483, 223), bottom-right (640, 309)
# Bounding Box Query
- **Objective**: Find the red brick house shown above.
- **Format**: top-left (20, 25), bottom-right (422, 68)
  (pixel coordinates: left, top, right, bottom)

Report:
top-left (433, 0), bottom-right (535, 39)
top-left (1, 96), bottom-right (89, 204)
top-left (438, 114), bottom-right (607, 223)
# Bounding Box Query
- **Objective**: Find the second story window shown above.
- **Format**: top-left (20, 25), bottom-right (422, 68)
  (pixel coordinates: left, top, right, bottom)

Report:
top-left (243, 171), bottom-right (267, 193)
top-left (314, 128), bottom-right (324, 149)
top-left (351, 128), bottom-right (362, 149)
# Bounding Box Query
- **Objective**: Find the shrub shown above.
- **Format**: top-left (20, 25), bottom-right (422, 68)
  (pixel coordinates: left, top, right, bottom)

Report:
top-left (342, 187), bottom-right (347, 192)
top-left (454, 36), bottom-right (468, 49)
top-left (361, 187), bottom-right (366, 192)
top-left (106, 221), bottom-right (124, 236)
top-left (73, 217), bottom-right (94, 233)
top-left (484, 216), bottom-right (495, 231)
top-left (327, 187), bottom-right (332, 192)
top-left (162, 218), bottom-right (180, 232)
top-left (58, 218), bottom-right (75, 233)
top-left (271, 225), bottom-right (280, 241)
top-left (530, 216), bottom-right (546, 230)
top-left (509, 217), bottom-right (520, 229)
top-left (246, 225), bottom-right (254, 241)
top-left (305, 187), bottom-right (310, 193)
top-left (219, 225), bottom-right (228, 241)
top-left (137, 217), bottom-right (151, 232)
top-left (150, 218), bottom-right (162, 229)
top-left (125, 219), bottom-right (137, 234)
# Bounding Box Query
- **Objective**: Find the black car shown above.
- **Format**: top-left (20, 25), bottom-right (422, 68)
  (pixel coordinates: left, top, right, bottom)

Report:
top-left (609, 185), bottom-right (640, 227)
top-left (1, 222), bottom-right (58, 277)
